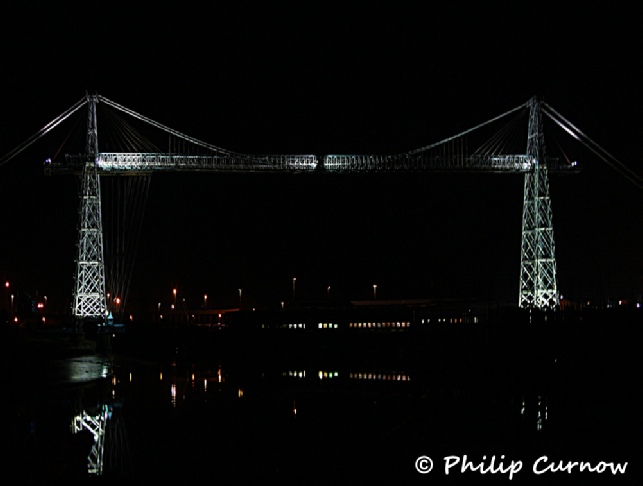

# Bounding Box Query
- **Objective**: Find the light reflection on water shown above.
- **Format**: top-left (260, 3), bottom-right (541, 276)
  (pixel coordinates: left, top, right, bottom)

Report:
top-left (8, 311), bottom-right (641, 482)
top-left (45, 355), bottom-right (112, 385)
top-left (13, 349), bottom-right (555, 480)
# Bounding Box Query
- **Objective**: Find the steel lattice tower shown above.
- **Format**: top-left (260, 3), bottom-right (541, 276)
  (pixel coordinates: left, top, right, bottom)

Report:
top-left (519, 97), bottom-right (559, 309)
top-left (72, 94), bottom-right (107, 322)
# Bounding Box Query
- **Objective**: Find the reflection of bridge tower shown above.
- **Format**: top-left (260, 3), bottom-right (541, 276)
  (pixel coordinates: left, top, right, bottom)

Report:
top-left (71, 404), bottom-right (110, 475)
top-left (519, 97), bottom-right (559, 309)
top-left (72, 94), bottom-right (107, 324)
top-left (71, 397), bottom-right (131, 477)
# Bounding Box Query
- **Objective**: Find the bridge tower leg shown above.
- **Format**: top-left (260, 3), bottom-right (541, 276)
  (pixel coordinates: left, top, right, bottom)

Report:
top-left (519, 96), bottom-right (559, 310)
top-left (72, 94), bottom-right (107, 327)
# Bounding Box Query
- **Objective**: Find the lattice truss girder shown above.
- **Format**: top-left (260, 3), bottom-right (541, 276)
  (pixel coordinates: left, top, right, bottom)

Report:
top-left (50, 152), bottom-right (578, 175)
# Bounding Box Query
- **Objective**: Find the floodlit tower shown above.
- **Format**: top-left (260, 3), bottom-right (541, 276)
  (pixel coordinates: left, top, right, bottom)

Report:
top-left (519, 96), bottom-right (559, 310)
top-left (72, 93), bottom-right (107, 324)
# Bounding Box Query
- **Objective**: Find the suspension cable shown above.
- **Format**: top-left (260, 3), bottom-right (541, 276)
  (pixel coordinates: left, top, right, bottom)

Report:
top-left (98, 95), bottom-right (239, 156)
top-left (405, 101), bottom-right (527, 155)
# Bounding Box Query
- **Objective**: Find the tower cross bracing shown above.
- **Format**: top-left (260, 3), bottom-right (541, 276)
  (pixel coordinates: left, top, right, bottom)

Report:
top-left (72, 94), bottom-right (108, 322)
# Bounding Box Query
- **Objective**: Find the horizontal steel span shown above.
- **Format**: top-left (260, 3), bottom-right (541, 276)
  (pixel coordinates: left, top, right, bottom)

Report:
top-left (322, 154), bottom-right (575, 173)
top-left (46, 153), bottom-right (319, 175)
top-left (45, 153), bottom-right (577, 175)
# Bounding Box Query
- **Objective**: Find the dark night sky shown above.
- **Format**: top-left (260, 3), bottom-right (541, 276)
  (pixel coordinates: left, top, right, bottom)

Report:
top-left (1, 1), bottom-right (641, 312)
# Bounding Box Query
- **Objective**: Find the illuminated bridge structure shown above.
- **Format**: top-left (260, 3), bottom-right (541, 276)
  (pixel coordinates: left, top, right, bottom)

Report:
top-left (5, 93), bottom-right (633, 319)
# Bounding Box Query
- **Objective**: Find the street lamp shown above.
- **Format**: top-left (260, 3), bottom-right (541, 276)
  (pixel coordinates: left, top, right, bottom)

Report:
top-left (327, 286), bottom-right (331, 299)
top-left (373, 284), bottom-right (377, 301)
top-left (238, 289), bottom-right (242, 309)
top-left (173, 288), bottom-right (177, 306)
top-left (204, 294), bottom-right (208, 308)
top-left (292, 277), bottom-right (296, 299)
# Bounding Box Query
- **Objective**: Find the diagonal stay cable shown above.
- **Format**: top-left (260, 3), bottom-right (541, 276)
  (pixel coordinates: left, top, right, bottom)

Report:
top-left (0, 97), bottom-right (87, 166)
top-left (543, 103), bottom-right (642, 183)
top-left (542, 106), bottom-right (642, 189)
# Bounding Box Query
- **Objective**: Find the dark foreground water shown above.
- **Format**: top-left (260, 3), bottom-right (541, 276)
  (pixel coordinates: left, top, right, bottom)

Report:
top-left (2, 311), bottom-right (642, 484)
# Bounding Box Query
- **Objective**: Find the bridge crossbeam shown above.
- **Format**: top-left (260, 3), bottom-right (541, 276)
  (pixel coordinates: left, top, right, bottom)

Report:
top-left (322, 154), bottom-right (575, 173)
top-left (45, 153), bottom-right (577, 175)
top-left (46, 153), bottom-right (320, 175)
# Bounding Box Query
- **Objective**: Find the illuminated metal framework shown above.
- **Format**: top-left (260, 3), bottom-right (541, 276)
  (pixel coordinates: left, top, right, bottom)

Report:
top-left (519, 97), bottom-right (559, 309)
top-left (59, 152), bottom-right (319, 174)
top-left (71, 404), bottom-right (110, 475)
top-left (72, 94), bottom-right (108, 321)
top-left (34, 93), bottom-right (601, 314)
top-left (53, 152), bottom-right (576, 175)
top-left (322, 153), bottom-right (567, 173)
